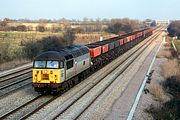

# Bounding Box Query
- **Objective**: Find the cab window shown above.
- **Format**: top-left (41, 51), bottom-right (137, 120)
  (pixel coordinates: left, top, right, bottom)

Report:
top-left (34, 61), bottom-right (46, 68)
top-left (47, 61), bottom-right (59, 68)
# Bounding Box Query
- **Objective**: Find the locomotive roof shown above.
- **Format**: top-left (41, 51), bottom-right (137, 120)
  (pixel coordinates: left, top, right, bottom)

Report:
top-left (34, 51), bottom-right (67, 61)
top-left (34, 45), bottom-right (89, 61)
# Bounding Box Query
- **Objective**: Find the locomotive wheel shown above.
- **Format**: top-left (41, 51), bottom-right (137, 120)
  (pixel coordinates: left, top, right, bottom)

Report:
top-left (51, 91), bottom-right (58, 95)
top-left (68, 79), bottom-right (74, 88)
top-left (40, 89), bottom-right (47, 95)
top-left (62, 82), bottom-right (69, 92)
top-left (90, 66), bottom-right (95, 72)
top-left (73, 76), bottom-right (79, 85)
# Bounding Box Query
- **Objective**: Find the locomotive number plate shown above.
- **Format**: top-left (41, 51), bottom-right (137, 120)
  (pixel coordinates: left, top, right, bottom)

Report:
top-left (42, 74), bottom-right (49, 80)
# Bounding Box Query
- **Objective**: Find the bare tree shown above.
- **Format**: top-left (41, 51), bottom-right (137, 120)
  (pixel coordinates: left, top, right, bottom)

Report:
top-left (167, 21), bottom-right (180, 37)
top-left (0, 21), bottom-right (8, 31)
top-left (58, 18), bottom-right (71, 31)
top-left (106, 18), bottom-right (145, 35)
top-left (36, 25), bottom-right (46, 32)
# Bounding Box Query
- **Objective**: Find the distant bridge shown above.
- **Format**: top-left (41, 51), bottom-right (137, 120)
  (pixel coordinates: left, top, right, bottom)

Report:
top-left (155, 20), bottom-right (170, 25)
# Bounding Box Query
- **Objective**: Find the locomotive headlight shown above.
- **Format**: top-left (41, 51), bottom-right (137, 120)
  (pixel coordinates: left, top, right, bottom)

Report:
top-left (50, 71), bottom-right (53, 74)
top-left (34, 74), bottom-right (37, 80)
top-left (54, 75), bottom-right (57, 80)
top-left (44, 70), bottom-right (47, 74)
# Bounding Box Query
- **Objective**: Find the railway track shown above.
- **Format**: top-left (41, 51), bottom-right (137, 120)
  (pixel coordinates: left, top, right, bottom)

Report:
top-left (0, 67), bottom-right (31, 83)
top-left (53, 31), bottom-right (162, 120)
top-left (0, 78), bottom-right (31, 98)
top-left (0, 27), bottom-right (163, 120)
top-left (0, 63), bottom-right (32, 81)
top-left (21, 29), bottom-right (162, 120)
top-left (0, 95), bottom-right (55, 120)
top-left (0, 65), bottom-right (32, 97)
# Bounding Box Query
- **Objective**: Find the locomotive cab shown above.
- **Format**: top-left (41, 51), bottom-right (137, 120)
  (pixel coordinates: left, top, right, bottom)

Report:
top-left (33, 60), bottom-right (65, 83)
top-left (32, 51), bottom-right (66, 91)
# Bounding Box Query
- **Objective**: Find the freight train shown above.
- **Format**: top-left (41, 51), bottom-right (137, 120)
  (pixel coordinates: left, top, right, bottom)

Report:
top-left (32, 28), bottom-right (153, 94)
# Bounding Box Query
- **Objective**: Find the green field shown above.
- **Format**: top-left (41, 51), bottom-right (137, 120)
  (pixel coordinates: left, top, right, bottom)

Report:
top-left (173, 39), bottom-right (180, 54)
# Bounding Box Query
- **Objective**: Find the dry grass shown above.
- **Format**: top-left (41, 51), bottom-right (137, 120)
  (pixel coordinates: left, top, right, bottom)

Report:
top-left (162, 59), bottom-right (179, 79)
top-left (75, 33), bottom-right (117, 44)
top-left (156, 50), bottom-right (172, 58)
top-left (156, 36), bottom-right (172, 58)
top-left (8, 22), bottom-right (59, 31)
top-left (75, 33), bottom-right (100, 44)
top-left (150, 84), bottom-right (167, 102)
top-left (0, 59), bottom-right (30, 71)
top-left (164, 42), bottom-right (171, 49)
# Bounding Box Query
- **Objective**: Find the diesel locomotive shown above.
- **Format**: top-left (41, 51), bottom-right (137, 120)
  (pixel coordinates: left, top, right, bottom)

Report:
top-left (32, 27), bottom-right (153, 94)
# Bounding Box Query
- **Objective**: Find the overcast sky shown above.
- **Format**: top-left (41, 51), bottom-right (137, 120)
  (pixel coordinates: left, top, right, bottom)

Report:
top-left (0, 0), bottom-right (179, 20)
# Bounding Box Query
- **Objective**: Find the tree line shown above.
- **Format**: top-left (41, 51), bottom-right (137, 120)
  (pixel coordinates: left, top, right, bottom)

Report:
top-left (0, 21), bottom-right (53, 32)
top-left (167, 20), bottom-right (180, 38)
top-left (0, 18), bottom-right (153, 34)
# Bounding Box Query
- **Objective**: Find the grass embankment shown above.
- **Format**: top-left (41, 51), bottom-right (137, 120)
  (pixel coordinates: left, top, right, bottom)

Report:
top-left (0, 31), bottom-right (62, 70)
top-left (146, 36), bottom-right (180, 119)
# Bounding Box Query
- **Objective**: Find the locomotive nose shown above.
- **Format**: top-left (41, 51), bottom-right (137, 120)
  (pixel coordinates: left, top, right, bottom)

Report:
top-left (33, 69), bottom-right (60, 83)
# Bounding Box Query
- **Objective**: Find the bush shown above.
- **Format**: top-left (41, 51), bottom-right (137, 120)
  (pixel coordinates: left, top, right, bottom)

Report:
top-left (146, 100), bottom-right (180, 120)
top-left (16, 25), bottom-right (27, 31)
top-left (0, 43), bottom-right (10, 63)
top-left (23, 40), bottom-right (43, 59)
top-left (106, 22), bottom-right (133, 35)
top-left (106, 19), bottom-right (145, 35)
top-left (163, 76), bottom-right (180, 97)
top-left (0, 21), bottom-right (8, 31)
top-left (36, 25), bottom-right (46, 32)
top-left (23, 29), bottom-right (75, 59)
top-left (167, 21), bottom-right (180, 37)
